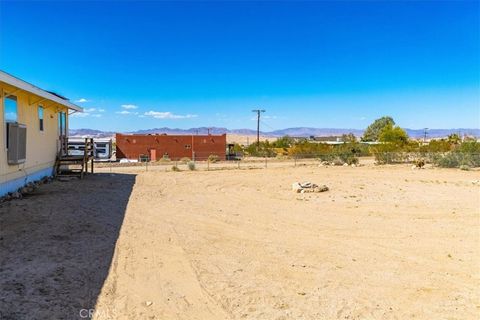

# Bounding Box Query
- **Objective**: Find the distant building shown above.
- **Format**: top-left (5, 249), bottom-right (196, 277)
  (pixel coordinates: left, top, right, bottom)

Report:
top-left (115, 133), bottom-right (227, 161)
top-left (0, 70), bottom-right (82, 196)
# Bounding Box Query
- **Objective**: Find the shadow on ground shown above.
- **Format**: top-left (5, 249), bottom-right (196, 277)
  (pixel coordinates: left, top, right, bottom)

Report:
top-left (0, 173), bottom-right (136, 320)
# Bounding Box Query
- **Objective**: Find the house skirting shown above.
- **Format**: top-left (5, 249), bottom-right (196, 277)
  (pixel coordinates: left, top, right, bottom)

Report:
top-left (0, 166), bottom-right (54, 197)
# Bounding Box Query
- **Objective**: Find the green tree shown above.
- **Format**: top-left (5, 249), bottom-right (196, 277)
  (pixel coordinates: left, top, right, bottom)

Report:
top-left (361, 116), bottom-right (395, 142)
top-left (378, 123), bottom-right (409, 146)
top-left (341, 133), bottom-right (357, 143)
top-left (245, 140), bottom-right (276, 157)
top-left (272, 135), bottom-right (294, 148)
top-left (420, 139), bottom-right (451, 153)
top-left (447, 133), bottom-right (461, 145)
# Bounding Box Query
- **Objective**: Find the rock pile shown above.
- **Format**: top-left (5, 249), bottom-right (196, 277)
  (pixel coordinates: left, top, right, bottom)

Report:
top-left (292, 182), bottom-right (329, 193)
top-left (0, 176), bottom-right (53, 203)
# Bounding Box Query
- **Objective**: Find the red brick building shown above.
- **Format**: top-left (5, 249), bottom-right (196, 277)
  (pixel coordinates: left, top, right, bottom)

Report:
top-left (115, 133), bottom-right (227, 161)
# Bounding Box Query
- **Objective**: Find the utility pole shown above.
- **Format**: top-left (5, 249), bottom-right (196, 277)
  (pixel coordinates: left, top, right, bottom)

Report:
top-left (252, 109), bottom-right (265, 147)
top-left (423, 128), bottom-right (428, 143)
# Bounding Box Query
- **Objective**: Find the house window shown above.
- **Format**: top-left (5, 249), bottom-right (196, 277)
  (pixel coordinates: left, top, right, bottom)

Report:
top-left (5, 96), bottom-right (18, 122)
top-left (4, 95), bottom-right (18, 150)
top-left (58, 111), bottom-right (67, 137)
top-left (38, 106), bottom-right (44, 131)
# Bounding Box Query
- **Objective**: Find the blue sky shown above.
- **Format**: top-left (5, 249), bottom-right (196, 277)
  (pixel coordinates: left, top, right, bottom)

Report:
top-left (1, 0), bottom-right (479, 131)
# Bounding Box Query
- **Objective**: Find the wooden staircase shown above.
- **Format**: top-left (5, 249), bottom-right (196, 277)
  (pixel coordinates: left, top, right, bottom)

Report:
top-left (55, 137), bottom-right (94, 179)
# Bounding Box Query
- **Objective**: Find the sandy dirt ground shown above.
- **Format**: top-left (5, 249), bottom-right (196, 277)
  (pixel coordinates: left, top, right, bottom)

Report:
top-left (1, 164), bottom-right (479, 319)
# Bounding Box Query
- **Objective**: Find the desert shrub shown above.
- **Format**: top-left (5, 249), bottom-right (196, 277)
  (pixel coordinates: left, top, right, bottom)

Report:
top-left (414, 158), bottom-right (425, 168)
top-left (355, 144), bottom-right (372, 156)
top-left (426, 152), bottom-right (443, 164)
top-left (334, 142), bottom-right (361, 165)
top-left (272, 136), bottom-right (295, 148)
top-left (459, 165), bottom-right (470, 171)
top-left (244, 140), bottom-right (276, 157)
top-left (435, 152), bottom-right (479, 168)
top-left (171, 165), bottom-right (181, 172)
top-left (433, 141), bottom-right (480, 168)
top-left (208, 154), bottom-right (219, 163)
top-left (458, 141), bottom-right (480, 154)
top-left (289, 141), bottom-right (333, 159)
top-left (447, 133), bottom-right (462, 145)
top-left (433, 153), bottom-right (459, 168)
top-left (371, 144), bottom-right (407, 164)
top-left (158, 157), bottom-right (171, 163)
top-left (180, 157), bottom-right (191, 164)
top-left (187, 161), bottom-right (196, 171)
top-left (316, 152), bottom-right (336, 162)
top-left (457, 141), bottom-right (480, 167)
top-left (420, 139), bottom-right (452, 153)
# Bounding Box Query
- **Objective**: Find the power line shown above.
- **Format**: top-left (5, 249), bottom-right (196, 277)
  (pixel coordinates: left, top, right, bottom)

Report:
top-left (260, 119), bottom-right (275, 131)
top-left (252, 109), bottom-right (265, 147)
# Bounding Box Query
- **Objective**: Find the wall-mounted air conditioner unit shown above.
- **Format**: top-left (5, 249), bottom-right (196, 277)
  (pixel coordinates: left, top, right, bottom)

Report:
top-left (7, 123), bottom-right (27, 165)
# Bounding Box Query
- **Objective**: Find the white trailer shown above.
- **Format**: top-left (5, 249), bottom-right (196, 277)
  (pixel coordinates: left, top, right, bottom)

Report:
top-left (68, 138), bottom-right (113, 161)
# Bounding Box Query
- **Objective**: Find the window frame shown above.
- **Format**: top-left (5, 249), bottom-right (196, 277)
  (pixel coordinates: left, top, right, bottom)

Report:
top-left (3, 93), bottom-right (18, 151)
top-left (4, 94), bottom-right (18, 123)
top-left (38, 105), bottom-right (44, 132)
top-left (58, 111), bottom-right (67, 137)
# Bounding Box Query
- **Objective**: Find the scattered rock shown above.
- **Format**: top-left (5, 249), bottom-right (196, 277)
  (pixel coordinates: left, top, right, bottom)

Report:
top-left (292, 182), bottom-right (302, 192)
top-left (11, 192), bottom-right (22, 200)
top-left (145, 301), bottom-right (153, 307)
top-left (293, 182), bottom-right (329, 193)
top-left (1, 176), bottom-right (53, 204)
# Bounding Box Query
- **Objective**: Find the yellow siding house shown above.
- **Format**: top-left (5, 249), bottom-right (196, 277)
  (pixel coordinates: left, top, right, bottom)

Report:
top-left (0, 70), bottom-right (83, 196)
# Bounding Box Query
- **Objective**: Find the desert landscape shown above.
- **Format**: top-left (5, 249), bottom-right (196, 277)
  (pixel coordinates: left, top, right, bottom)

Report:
top-left (1, 163), bottom-right (479, 319)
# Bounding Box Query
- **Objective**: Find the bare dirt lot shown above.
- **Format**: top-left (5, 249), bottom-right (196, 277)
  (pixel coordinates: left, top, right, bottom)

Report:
top-left (1, 164), bottom-right (479, 319)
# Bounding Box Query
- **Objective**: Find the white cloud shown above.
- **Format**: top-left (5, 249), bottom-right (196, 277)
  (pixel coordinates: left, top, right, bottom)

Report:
top-left (116, 110), bottom-right (138, 115)
top-left (144, 111), bottom-right (198, 119)
top-left (75, 98), bottom-right (89, 103)
top-left (71, 107), bottom-right (102, 118)
top-left (70, 112), bottom-right (89, 118)
top-left (121, 104), bottom-right (138, 110)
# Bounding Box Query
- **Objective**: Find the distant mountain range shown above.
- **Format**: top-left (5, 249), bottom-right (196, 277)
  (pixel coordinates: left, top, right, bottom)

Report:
top-left (69, 127), bottom-right (480, 139)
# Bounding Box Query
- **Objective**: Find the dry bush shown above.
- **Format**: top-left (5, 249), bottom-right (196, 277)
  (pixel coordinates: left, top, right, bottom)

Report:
top-left (208, 154), bottom-right (219, 163)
